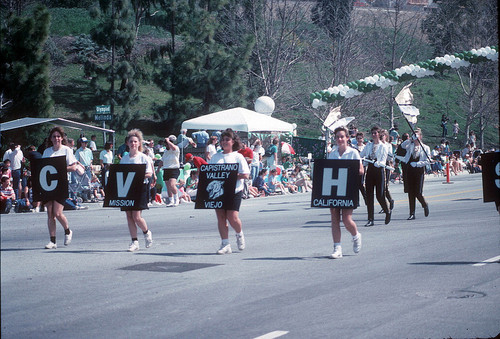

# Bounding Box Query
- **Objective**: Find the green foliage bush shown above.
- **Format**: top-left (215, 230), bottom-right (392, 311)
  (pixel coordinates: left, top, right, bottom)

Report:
top-left (70, 34), bottom-right (111, 63)
top-left (44, 37), bottom-right (66, 66)
top-left (49, 8), bottom-right (99, 36)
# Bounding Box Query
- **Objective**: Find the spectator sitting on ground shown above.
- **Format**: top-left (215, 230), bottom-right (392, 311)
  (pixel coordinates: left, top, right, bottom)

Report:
top-left (0, 176), bottom-right (16, 214)
top-left (292, 165), bottom-right (312, 193)
top-left (268, 168), bottom-right (287, 194)
top-left (281, 170), bottom-right (298, 193)
top-left (1, 160), bottom-right (12, 181)
top-left (185, 170), bottom-right (198, 200)
top-left (253, 169), bottom-right (271, 196)
top-left (450, 154), bottom-right (463, 175)
top-left (246, 182), bottom-right (261, 198)
top-left (176, 180), bottom-right (192, 203)
top-left (90, 175), bottom-right (105, 201)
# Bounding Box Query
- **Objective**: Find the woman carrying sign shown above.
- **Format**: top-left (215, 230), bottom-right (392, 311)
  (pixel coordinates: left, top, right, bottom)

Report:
top-left (209, 129), bottom-right (250, 254)
top-left (327, 126), bottom-right (363, 259)
top-left (401, 128), bottom-right (430, 220)
top-left (120, 129), bottom-right (154, 252)
top-left (360, 126), bottom-right (391, 227)
top-left (42, 127), bottom-right (77, 249)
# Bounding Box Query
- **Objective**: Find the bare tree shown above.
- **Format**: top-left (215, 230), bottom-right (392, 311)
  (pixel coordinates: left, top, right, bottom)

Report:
top-left (242, 0), bottom-right (313, 102)
top-left (362, 0), bottom-right (427, 128)
top-left (422, 0), bottom-right (498, 148)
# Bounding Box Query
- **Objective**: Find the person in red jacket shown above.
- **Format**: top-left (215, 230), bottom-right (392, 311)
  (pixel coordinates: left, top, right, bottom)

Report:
top-left (185, 153), bottom-right (207, 169)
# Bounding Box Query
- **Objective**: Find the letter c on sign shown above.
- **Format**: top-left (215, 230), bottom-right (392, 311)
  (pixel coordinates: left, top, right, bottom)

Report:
top-left (40, 165), bottom-right (58, 191)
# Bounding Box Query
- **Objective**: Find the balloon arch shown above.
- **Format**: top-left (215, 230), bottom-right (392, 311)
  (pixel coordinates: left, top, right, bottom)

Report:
top-left (309, 46), bottom-right (498, 108)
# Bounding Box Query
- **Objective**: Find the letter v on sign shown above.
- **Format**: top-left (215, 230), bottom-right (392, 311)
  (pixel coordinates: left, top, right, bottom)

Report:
top-left (116, 172), bottom-right (136, 197)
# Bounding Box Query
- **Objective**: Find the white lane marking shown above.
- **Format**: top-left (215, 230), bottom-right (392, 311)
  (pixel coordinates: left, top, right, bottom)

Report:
top-left (472, 255), bottom-right (500, 267)
top-left (254, 330), bottom-right (289, 339)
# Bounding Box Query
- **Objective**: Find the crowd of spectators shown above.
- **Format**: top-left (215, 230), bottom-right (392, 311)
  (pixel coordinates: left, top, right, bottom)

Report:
top-left (2, 125), bottom-right (494, 213)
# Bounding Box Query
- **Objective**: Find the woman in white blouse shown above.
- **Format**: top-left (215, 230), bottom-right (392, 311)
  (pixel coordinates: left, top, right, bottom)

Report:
top-left (209, 129), bottom-right (250, 255)
top-left (120, 129), bottom-right (153, 252)
top-left (327, 126), bottom-right (363, 259)
top-left (99, 142), bottom-right (114, 185)
top-left (42, 127), bottom-right (77, 249)
top-left (360, 126), bottom-right (391, 227)
top-left (401, 128), bottom-right (430, 220)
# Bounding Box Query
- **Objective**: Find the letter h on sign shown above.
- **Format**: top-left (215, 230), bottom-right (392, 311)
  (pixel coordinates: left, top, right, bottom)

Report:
top-left (322, 168), bottom-right (348, 196)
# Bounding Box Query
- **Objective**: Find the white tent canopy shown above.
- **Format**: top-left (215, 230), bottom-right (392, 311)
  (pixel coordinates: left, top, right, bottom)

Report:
top-left (181, 107), bottom-right (295, 133)
top-left (0, 117), bottom-right (115, 133)
top-left (1, 117), bottom-right (115, 150)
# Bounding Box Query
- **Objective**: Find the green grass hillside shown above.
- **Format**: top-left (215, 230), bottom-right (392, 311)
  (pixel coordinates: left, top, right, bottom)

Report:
top-left (44, 7), bottom-right (498, 151)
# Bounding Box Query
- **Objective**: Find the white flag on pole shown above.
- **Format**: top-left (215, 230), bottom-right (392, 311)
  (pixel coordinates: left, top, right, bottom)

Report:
top-left (396, 83), bottom-right (419, 124)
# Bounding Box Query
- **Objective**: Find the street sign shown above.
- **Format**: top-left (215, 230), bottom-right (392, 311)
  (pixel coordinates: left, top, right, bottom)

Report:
top-left (95, 105), bottom-right (112, 122)
top-left (94, 114), bottom-right (112, 121)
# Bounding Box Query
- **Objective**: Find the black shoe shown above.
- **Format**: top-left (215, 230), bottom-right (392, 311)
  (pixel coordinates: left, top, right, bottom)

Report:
top-left (407, 214), bottom-right (415, 220)
top-left (385, 211), bottom-right (391, 225)
top-left (378, 209), bottom-right (384, 214)
top-left (390, 199), bottom-right (394, 211)
top-left (424, 205), bottom-right (429, 217)
top-left (364, 220), bottom-right (374, 227)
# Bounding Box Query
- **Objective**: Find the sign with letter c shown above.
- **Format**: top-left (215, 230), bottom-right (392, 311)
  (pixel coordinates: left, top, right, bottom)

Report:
top-left (32, 156), bottom-right (68, 202)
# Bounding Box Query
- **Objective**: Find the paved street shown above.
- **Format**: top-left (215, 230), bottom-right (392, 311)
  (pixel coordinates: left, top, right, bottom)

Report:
top-left (1, 172), bottom-right (499, 339)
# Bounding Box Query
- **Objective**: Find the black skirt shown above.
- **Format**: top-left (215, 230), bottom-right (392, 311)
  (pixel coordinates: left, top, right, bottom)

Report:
top-left (120, 183), bottom-right (149, 211)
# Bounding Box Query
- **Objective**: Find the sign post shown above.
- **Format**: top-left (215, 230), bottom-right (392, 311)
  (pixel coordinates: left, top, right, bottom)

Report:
top-left (95, 105), bottom-right (112, 144)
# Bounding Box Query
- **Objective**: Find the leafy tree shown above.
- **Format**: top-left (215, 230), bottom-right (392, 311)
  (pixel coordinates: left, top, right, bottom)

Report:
top-left (150, 0), bottom-right (254, 132)
top-left (0, 4), bottom-right (53, 122)
top-left (84, 0), bottom-right (139, 130)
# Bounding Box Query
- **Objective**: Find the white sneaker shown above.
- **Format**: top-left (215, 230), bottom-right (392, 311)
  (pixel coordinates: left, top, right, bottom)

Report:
top-left (173, 198), bottom-right (179, 207)
top-left (236, 233), bottom-right (245, 251)
top-left (216, 244), bottom-right (232, 255)
top-left (64, 230), bottom-right (73, 246)
top-left (128, 240), bottom-right (140, 252)
top-left (144, 230), bottom-right (153, 248)
top-left (45, 241), bottom-right (57, 249)
top-left (353, 233), bottom-right (362, 254)
top-left (330, 245), bottom-right (343, 259)
top-left (165, 199), bottom-right (174, 207)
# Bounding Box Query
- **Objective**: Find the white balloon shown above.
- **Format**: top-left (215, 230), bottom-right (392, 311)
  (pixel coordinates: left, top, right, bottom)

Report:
top-left (312, 99), bottom-right (320, 108)
top-left (255, 96), bottom-right (275, 115)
